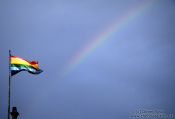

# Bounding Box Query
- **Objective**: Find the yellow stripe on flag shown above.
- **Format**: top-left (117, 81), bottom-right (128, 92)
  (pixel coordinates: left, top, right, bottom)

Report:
top-left (11, 57), bottom-right (38, 69)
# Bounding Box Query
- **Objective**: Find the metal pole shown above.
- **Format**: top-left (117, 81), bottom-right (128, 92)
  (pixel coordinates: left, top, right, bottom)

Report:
top-left (8, 50), bottom-right (11, 119)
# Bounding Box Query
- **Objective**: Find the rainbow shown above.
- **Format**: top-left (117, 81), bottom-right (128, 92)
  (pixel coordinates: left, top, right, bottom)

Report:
top-left (62, 0), bottom-right (156, 76)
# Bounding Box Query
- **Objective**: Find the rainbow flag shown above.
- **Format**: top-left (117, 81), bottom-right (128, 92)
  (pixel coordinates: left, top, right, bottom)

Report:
top-left (10, 56), bottom-right (43, 76)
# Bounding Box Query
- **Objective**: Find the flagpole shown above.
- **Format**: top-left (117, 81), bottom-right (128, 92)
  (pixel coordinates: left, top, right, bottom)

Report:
top-left (8, 50), bottom-right (11, 119)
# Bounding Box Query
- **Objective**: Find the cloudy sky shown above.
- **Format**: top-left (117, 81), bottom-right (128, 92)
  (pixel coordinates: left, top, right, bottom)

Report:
top-left (0, 0), bottom-right (175, 119)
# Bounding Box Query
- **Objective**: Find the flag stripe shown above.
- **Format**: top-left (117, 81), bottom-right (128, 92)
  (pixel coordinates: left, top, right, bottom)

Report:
top-left (11, 64), bottom-right (38, 71)
top-left (11, 64), bottom-right (42, 75)
top-left (11, 56), bottom-right (39, 69)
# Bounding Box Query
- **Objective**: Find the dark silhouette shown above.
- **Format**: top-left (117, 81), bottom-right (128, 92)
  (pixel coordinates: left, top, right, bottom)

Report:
top-left (11, 107), bottom-right (19, 119)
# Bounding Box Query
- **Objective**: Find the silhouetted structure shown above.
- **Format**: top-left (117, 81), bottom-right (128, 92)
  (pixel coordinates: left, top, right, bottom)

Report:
top-left (11, 107), bottom-right (19, 119)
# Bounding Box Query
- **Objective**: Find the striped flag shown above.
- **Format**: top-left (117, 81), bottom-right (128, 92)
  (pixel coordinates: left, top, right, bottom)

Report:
top-left (10, 56), bottom-right (43, 76)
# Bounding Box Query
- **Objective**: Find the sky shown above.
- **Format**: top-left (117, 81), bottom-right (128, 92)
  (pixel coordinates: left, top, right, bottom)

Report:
top-left (0, 0), bottom-right (175, 119)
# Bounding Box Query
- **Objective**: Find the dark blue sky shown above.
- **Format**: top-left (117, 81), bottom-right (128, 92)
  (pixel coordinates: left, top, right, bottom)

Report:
top-left (0, 0), bottom-right (175, 119)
